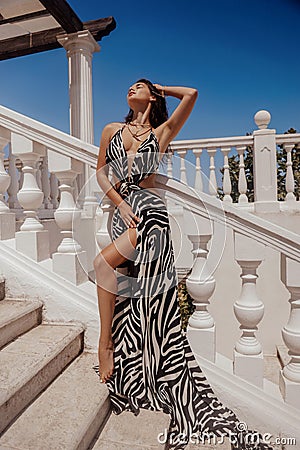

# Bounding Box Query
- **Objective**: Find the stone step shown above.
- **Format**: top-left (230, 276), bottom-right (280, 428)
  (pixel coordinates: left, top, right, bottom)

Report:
top-left (0, 299), bottom-right (43, 349)
top-left (92, 408), bottom-right (170, 449)
top-left (92, 407), bottom-right (232, 449)
top-left (263, 354), bottom-right (282, 385)
top-left (0, 352), bottom-right (110, 450)
top-left (0, 323), bottom-right (84, 435)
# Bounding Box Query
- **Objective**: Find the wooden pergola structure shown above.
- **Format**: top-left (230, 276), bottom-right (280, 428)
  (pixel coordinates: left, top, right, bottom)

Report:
top-left (0, 0), bottom-right (116, 148)
top-left (0, 0), bottom-right (116, 60)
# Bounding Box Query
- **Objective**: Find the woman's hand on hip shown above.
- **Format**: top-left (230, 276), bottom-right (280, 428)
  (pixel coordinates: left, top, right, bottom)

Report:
top-left (118, 200), bottom-right (140, 228)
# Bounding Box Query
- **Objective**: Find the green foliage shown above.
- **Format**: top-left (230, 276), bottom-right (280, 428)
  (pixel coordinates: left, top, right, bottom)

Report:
top-left (217, 129), bottom-right (300, 202)
top-left (177, 269), bottom-right (195, 331)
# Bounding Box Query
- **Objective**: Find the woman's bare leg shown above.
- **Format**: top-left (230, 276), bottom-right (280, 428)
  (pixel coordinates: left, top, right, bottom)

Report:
top-left (93, 227), bottom-right (137, 383)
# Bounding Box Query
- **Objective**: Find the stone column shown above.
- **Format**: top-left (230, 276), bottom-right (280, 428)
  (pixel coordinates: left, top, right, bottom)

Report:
top-left (57, 29), bottom-right (100, 217)
top-left (57, 29), bottom-right (100, 143)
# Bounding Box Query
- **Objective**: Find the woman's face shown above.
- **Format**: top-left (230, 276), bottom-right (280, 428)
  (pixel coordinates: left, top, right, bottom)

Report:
top-left (127, 82), bottom-right (155, 107)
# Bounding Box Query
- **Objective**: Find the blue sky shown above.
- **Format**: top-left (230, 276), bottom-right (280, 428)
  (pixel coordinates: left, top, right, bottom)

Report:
top-left (0, 0), bottom-right (299, 147)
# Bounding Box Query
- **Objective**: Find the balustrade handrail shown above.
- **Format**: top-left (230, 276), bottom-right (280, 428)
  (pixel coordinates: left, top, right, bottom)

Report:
top-left (275, 133), bottom-right (300, 145)
top-left (0, 105), bottom-right (98, 167)
top-left (168, 135), bottom-right (254, 151)
top-left (155, 174), bottom-right (300, 263)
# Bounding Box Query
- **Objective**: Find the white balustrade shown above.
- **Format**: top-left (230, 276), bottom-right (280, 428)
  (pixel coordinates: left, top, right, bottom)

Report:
top-left (11, 133), bottom-right (49, 261)
top-left (279, 255), bottom-right (300, 408)
top-left (222, 147), bottom-right (232, 202)
top-left (0, 136), bottom-right (15, 240)
top-left (236, 145), bottom-right (248, 204)
top-left (233, 232), bottom-right (266, 387)
top-left (186, 232), bottom-right (216, 362)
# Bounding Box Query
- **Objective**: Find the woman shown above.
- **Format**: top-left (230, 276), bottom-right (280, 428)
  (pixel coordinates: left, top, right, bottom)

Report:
top-left (93, 79), bottom-right (273, 450)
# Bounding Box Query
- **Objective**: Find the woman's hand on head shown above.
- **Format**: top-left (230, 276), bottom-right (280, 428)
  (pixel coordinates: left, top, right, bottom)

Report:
top-left (153, 84), bottom-right (165, 95)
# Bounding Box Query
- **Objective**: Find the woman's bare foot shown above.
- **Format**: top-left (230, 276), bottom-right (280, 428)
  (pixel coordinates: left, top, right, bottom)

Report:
top-left (98, 340), bottom-right (114, 383)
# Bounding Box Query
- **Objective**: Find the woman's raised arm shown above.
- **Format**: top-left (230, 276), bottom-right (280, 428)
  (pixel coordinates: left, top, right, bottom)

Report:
top-left (153, 84), bottom-right (198, 151)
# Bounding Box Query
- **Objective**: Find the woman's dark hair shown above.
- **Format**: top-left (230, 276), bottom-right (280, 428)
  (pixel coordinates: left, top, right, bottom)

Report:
top-left (124, 78), bottom-right (173, 166)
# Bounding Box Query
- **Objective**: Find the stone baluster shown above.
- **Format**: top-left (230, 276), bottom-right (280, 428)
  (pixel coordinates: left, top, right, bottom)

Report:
top-left (96, 195), bottom-right (114, 249)
top-left (186, 231), bottom-right (216, 363)
top-left (95, 166), bottom-right (114, 267)
top-left (0, 138), bottom-right (10, 212)
top-left (279, 255), bottom-right (300, 408)
top-left (253, 110), bottom-right (279, 213)
top-left (222, 147), bottom-right (232, 202)
top-left (207, 147), bottom-right (218, 196)
top-left (80, 166), bottom-right (99, 218)
top-left (0, 136), bottom-right (15, 240)
top-left (41, 154), bottom-right (52, 209)
top-left (36, 158), bottom-right (42, 190)
top-left (18, 162), bottom-right (24, 191)
top-left (176, 149), bottom-right (187, 185)
top-left (236, 145), bottom-right (248, 204)
top-left (193, 149), bottom-right (203, 191)
top-left (48, 149), bottom-right (88, 285)
top-left (167, 151), bottom-right (173, 179)
top-left (73, 174), bottom-right (79, 206)
top-left (283, 144), bottom-right (296, 204)
top-left (75, 172), bottom-right (85, 208)
top-left (36, 159), bottom-right (43, 215)
top-left (233, 232), bottom-right (266, 387)
top-left (11, 133), bottom-right (49, 261)
top-left (50, 173), bottom-right (59, 209)
top-left (7, 144), bottom-right (21, 209)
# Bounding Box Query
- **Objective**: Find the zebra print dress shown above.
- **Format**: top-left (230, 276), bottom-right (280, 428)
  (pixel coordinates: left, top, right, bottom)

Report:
top-left (93, 126), bottom-right (273, 450)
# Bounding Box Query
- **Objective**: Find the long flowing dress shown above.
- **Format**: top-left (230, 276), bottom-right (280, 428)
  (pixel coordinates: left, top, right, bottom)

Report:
top-left (93, 126), bottom-right (274, 450)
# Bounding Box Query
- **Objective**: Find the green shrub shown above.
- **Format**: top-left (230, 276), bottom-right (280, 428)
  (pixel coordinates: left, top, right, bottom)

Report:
top-left (177, 270), bottom-right (195, 331)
